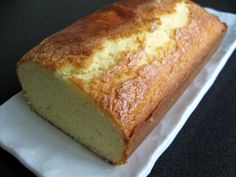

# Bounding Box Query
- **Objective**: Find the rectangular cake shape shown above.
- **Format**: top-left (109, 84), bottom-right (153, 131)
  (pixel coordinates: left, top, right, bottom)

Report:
top-left (17, 0), bottom-right (226, 165)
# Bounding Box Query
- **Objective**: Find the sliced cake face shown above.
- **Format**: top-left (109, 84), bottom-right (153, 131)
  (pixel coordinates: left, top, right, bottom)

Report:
top-left (17, 62), bottom-right (126, 164)
top-left (17, 0), bottom-right (226, 165)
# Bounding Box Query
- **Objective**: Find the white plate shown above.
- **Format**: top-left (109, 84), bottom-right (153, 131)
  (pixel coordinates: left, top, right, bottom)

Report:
top-left (0, 9), bottom-right (236, 177)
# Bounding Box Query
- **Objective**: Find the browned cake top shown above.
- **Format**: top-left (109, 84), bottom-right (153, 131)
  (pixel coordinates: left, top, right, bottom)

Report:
top-left (21, 0), bottom-right (182, 68)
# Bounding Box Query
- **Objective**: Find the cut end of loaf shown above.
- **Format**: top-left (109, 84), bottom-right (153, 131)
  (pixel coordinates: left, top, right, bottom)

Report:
top-left (17, 62), bottom-right (126, 164)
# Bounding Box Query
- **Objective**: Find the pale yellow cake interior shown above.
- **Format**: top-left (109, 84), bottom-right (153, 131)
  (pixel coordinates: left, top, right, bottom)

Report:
top-left (18, 2), bottom-right (190, 164)
top-left (18, 63), bottom-right (125, 163)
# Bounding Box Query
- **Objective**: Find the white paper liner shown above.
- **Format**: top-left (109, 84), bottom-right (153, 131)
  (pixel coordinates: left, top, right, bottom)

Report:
top-left (1, 8), bottom-right (236, 177)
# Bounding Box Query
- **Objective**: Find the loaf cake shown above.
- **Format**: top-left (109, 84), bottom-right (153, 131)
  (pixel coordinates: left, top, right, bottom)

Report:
top-left (17, 0), bottom-right (226, 165)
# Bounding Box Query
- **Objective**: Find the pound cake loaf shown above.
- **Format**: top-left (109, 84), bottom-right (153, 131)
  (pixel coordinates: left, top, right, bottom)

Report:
top-left (17, 0), bottom-right (226, 165)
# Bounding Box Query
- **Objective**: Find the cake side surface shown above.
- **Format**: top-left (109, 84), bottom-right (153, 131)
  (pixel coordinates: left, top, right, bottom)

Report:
top-left (17, 0), bottom-right (227, 165)
top-left (124, 1), bottom-right (227, 157)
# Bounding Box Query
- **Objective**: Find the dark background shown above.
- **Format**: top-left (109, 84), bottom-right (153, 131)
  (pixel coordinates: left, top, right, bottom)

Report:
top-left (0, 0), bottom-right (236, 176)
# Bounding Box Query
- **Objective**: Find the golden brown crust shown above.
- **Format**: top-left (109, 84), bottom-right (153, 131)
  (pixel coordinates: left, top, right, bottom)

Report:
top-left (125, 24), bottom-right (227, 160)
top-left (18, 0), bottom-right (227, 165)
top-left (20, 0), bottom-right (182, 69)
top-left (123, 3), bottom-right (227, 162)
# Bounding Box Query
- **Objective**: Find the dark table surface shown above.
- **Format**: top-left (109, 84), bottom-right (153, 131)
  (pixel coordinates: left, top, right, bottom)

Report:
top-left (1, 0), bottom-right (236, 177)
